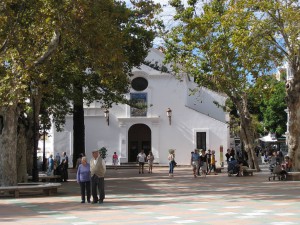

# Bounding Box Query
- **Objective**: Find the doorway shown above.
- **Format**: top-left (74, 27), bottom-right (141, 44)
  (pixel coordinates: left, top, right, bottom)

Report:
top-left (128, 124), bottom-right (151, 162)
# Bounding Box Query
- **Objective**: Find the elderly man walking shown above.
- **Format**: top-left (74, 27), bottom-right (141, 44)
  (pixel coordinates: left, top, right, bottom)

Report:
top-left (90, 150), bottom-right (106, 204)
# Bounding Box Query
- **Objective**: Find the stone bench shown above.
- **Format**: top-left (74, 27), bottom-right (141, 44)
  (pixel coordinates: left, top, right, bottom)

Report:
top-left (286, 172), bottom-right (300, 181)
top-left (0, 183), bottom-right (61, 198)
top-left (242, 168), bottom-right (256, 176)
top-left (215, 167), bottom-right (224, 173)
top-left (28, 174), bottom-right (61, 182)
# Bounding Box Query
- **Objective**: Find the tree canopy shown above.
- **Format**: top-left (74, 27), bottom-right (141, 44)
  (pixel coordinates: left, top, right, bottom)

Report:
top-left (0, 0), bottom-right (161, 185)
top-left (163, 0), bottom-right (300, 169)
top-left (235, 0), bottom-right (300, 170)
top-left (249, 76), bottom-right (287, 137)
top-left (163, 0), bottom-right (282, 170)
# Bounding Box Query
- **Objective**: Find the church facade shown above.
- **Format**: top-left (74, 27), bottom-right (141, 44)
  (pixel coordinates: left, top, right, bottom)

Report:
top-left (50, 48), bottom-right (230, 166)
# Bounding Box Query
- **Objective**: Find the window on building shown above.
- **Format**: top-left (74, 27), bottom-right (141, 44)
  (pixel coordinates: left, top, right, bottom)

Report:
top-left (196, 132), bottom-right (206, 150)
top-left (131, 77), bottom-right (148, 91)
top-left (130, 93), bottom-right (147, 117)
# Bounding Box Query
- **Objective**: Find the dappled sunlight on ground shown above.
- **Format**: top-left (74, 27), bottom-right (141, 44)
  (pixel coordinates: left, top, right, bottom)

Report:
top-left (1, 166), bottom-right (299, 224)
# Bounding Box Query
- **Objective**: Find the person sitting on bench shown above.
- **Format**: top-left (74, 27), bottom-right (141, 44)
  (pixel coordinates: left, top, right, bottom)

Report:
top-left (281, 156), bottom-right (293, 172)
top-left (237, 157), bottom-right (249, 176)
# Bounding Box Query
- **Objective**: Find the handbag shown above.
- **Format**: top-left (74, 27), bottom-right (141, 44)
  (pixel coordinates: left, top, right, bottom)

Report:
top-left (172, 160), bottom-right (177, 167)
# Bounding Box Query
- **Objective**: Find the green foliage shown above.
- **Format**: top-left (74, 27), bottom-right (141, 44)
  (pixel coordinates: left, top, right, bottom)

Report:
top-left (163, 0), bottom-right (289, 162)
top-left (248, 76), bottom-right (287, 137)
top-left (164, 0), bottom-right (280, 98)
top-left (0, 0), bottom-right (59, 105)
top-left (261, 81), bottom-right (287, 136)
top-left (143, 60), bottom-right (170, 73)
top-left (0, 0), bottom-right (162, 130)
top-left (99, 147), bottom-right (108, 159)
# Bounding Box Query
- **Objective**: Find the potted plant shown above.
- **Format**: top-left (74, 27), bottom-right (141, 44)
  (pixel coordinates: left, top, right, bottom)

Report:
top-left (99, 147), bottom-right (108, 159)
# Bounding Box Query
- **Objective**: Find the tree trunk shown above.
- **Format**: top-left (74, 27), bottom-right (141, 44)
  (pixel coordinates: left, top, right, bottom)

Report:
top-left (235, 96), bottom-right (260, 171)
top-left (26, 124), bottom-right (34, 176)
top-left (17, 115), bottom-right (28, 183)
top-left (286, 70), bottom-right (300, 171)
top-left (31, 94), bottom-right (42, 181)
top-left (0, 105), bottom-right (19, 186)
top-left (73, 83), bottom-right (85, 168)
top-left (23, 93), bottom-right (42, 180)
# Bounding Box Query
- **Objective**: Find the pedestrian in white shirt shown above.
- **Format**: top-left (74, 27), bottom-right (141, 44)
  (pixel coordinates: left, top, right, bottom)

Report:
top-left (137, 149), bottom-right (146, 174)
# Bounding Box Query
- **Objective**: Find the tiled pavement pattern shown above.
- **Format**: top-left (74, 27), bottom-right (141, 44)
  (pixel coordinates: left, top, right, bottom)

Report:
top-left (1, 166), bottom-right (300, 225)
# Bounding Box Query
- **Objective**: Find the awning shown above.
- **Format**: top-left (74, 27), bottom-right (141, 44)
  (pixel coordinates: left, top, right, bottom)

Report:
top-left (259, 133), bottom-right (277, 142)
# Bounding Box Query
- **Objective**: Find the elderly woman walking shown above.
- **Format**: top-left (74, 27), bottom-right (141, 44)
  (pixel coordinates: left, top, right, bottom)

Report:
top-left (76, 157), bottom-right (91, 203)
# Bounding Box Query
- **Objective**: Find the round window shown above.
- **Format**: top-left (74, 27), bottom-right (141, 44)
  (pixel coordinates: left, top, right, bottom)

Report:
top-left (131, 77), bottom-right (148, 91)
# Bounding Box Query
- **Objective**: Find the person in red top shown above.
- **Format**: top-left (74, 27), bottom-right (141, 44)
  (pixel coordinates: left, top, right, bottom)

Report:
top-left (112, 152), bottom-right (119, 170)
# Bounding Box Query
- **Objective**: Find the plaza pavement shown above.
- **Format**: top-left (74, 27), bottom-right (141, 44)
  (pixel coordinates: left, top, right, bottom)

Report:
top-left (1, 165), bottom-right (300, 225)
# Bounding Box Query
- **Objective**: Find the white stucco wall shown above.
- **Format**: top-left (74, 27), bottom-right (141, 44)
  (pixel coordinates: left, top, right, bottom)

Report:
top-left (52, 49), bottom-right (230, 166)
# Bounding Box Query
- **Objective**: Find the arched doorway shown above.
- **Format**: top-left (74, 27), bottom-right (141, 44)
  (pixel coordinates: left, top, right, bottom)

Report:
top-left (128, 124), bottom-right (151, 162)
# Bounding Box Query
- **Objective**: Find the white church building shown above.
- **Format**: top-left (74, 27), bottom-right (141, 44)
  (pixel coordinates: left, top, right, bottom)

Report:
top-left (48, 48), bottom-right (230, 166)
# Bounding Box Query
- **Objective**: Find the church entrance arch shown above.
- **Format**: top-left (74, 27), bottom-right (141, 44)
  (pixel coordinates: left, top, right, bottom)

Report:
top-left (128, 124), bottom-right (151, 162)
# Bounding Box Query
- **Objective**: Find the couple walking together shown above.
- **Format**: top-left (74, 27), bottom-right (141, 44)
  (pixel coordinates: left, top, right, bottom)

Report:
top-left (137, 149), bottom-right (154, 174)
top-left (76, 150), bottom-right (106, 204)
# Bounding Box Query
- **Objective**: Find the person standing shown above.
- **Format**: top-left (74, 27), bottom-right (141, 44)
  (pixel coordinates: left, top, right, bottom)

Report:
top-left (196, 151), bottom-right (201, 176)
top-left (61, 152), bottom-right (69, 182)
top-left (147, 151), bottom-right (154, 173)
top-left (90, 150), bottom-right (106, 204)
top-left (199, 149), bottom-right (208, 177)
top-left (112, 152), bottom-right (119, 170)
top-left (55, 152), bottom-right (61, 165)
top-left (47, 154), bottom-right (54, 176)
top-left (191, 149), bottom-right (200, 178)
top-left (209, 150), bottom-right (218, 175)
top-left (53, 153), bottom-right (60, 176)
top-left (230, 148), bottom-right (235, 158)
top-left (76, 153), bottom-right (85, 169)
top-left (206, 149), bottom-right (212, 175)
top-left (76, 157), bottom-right (91, 203)
top-left (168, 149), bottom-right (175, 177)
top-left (137, 149), bottom-right (146, 174)
top-left (225, 149), bottom-right (231, 165)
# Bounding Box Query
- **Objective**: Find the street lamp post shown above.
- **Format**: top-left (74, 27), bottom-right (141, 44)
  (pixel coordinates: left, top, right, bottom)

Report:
top-left (30, 84), bottom-right (39, 182)
top-left (104, 109), bottom-right (109, 126)
top-left (166, 108), bottom-right (172, 125)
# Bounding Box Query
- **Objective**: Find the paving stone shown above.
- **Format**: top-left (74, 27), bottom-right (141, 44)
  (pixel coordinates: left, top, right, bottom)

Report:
top-left (0, 166), bottom-right (300, 224)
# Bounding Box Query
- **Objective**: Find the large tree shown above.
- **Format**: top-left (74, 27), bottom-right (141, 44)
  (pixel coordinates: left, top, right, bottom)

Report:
top-left (0, 0), bottom-right (161, 186)
top-left (43, 0), bottom-right (161, 167)
top-left (163, 0), bottom-right (281, 170)
top-left (0, 0), bottom-right (62, 185)
top-left (236, 0), bottom-right (300, 170)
